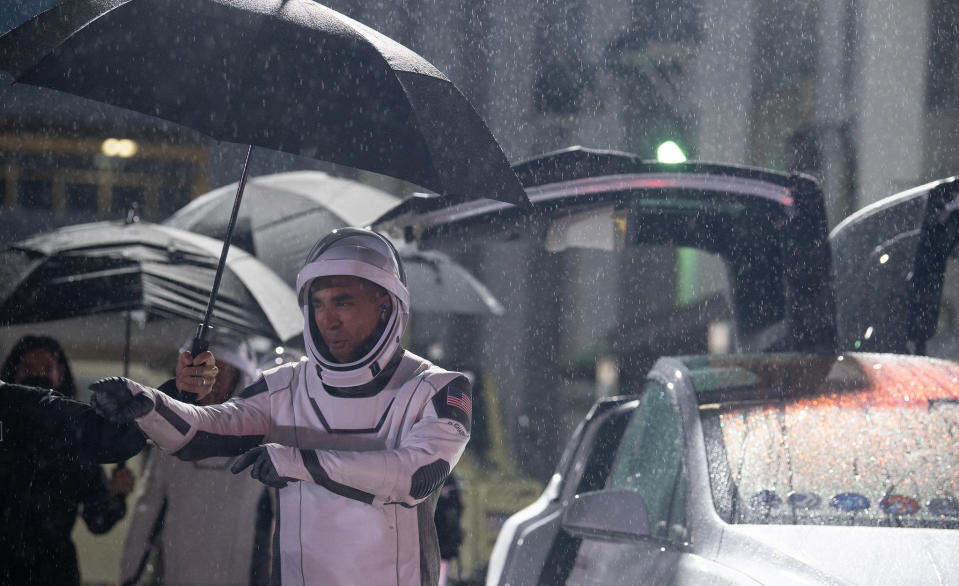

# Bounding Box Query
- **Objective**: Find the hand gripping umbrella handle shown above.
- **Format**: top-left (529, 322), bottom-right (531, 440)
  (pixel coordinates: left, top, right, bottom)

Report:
top-left (180, 323), bottom-right (213, 404)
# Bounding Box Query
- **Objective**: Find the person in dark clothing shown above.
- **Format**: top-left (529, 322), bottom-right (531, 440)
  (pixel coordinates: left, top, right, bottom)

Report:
top-left (0, 336), bottom-right (143, 585)
top-left (0, 381), bottom-right (146, 462)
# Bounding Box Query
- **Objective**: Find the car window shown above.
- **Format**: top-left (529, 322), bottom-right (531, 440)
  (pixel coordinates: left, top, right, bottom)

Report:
top-left (830, 192), bottom-right (926, 353)
top-left (544, 383), bottom-right (685, 585)
top-left (574, 403), bottom-right (636, 495)
top-left (606, 381), bottom-right (686, 540)
top-left (830, 177), bottom-right (959, 356)
top-left (699, 354), bottom-right (959, 528)
top-left (565, 242), bottom-right (734, 385)
top-left (539, 402), bottom-right (636, 585)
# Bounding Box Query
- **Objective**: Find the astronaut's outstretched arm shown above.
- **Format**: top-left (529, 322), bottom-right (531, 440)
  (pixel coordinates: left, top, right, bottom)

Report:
top-left (90, 377), bottom-right (271, 458)
top-left (232, 376), bottom-right (472, 505)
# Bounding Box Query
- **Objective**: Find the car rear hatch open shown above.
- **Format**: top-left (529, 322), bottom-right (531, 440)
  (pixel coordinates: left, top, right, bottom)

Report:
top-left (376, 147), bottom-right (836, 389)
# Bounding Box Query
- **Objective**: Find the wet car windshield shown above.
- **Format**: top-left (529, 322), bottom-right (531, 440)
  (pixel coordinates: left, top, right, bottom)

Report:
top-left (699, 354), bottom-right (959, 528)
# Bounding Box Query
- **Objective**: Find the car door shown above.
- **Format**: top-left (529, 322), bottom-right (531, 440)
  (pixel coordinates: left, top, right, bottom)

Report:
top-left (547, 379), bottom-right (688, 585)
top-left (830, 176), bottom-right (959, 356)
top-left (488, 396), bottom-right (638, 586)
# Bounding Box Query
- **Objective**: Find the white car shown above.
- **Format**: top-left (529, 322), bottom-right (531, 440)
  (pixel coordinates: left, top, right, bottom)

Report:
top-left (485, 173), bottom-right (959, 585)
top-left (488, 351), bottom-right (959, 585)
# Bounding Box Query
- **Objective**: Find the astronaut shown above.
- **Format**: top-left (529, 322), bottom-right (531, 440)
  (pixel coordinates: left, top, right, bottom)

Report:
top-left (91, 228), bottom-right (471, 586)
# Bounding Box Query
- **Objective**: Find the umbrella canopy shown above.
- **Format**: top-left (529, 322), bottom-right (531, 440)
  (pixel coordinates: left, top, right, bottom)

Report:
top-left (400, 247), bottom-right (505, 316)
top-left (0, 0), bottom-right (529, 208)
top-left (165, 171), bottom-right (397, 283)
top-left (165, 171), bottom-right (505, 316)
top-left (0, 221), bottom-right (302, 343)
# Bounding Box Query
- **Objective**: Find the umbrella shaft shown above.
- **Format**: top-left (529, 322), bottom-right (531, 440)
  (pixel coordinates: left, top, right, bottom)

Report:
top-left (123, 311), bottom-right (131, 377)
top-left (200, 145), bottom-right (255, 332)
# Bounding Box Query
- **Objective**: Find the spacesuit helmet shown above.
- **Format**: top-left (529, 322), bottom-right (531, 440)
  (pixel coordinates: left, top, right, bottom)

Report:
top-left (296, 228), bottom-right (409, 387)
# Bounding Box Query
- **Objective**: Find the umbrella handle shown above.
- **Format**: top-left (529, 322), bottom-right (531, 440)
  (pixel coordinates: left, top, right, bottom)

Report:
top-left (181, 324), bottom-right (213, 404)
top-left (190, 324), bottom-right (211, 356)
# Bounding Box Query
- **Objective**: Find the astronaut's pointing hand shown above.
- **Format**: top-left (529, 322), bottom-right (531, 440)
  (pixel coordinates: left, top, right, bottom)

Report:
top-left (232, 444), bottom-right (298, 489)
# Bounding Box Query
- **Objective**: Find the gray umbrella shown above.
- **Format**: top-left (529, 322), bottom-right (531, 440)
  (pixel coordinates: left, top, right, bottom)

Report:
top-left (165, 171), bottom-right (398, 287)
top-left (400, 246), bottom-right (505, 316)
top-left (0, 220), bottom-right (302, 343)
top-left (165, 171), bottom-right (504, 315)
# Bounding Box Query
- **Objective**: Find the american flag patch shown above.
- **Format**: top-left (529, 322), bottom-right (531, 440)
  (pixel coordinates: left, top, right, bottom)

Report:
top-left (446, 388), bottom-right (472, 420)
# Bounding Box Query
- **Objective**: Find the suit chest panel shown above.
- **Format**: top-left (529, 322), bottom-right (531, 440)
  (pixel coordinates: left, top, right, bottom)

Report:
top-left (270, 382), bottom-right (421, 452)
top-left (305, 390), bottom-right (396, 433)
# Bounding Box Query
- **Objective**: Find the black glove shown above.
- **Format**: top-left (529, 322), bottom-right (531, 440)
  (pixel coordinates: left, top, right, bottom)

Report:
top-left (89, 377), bottom-right (156, 423)
top-left (231, 445), bottom-right (297, 489)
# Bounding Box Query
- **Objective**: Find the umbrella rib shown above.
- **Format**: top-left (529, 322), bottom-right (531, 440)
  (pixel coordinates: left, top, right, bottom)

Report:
top-left (145, 278), bottom-right (269, 336)
top-left (255, 207), bottom-right (345, 232)
top-left (388, 72), bottom-right (441, 193)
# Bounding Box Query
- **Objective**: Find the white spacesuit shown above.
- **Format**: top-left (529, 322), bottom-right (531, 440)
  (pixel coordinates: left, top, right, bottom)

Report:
top-left (96, 229), bottom-right (471, 586)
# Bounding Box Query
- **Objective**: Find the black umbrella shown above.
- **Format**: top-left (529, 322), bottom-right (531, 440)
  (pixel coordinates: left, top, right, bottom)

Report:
top-left (0, 220), bottom-right (302, 344)
top-left (165, 171), bottom-right (505, 316)
top-left (0, 0), bottom-right (527, 207)
top-left (0, 0), bottom-right (528, 350)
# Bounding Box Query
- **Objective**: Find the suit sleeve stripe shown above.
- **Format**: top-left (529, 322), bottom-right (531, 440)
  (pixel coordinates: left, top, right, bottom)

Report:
top-left (173, 431), bottom-right (265, 461)
top-left (155, 400), bottom-right (191, 435)
top-left (236, 378), bottom-right (268, 399)
top-left (300, 450), bottom-right (376, 505)
top-left (271, 488), bottom-right (282, 583)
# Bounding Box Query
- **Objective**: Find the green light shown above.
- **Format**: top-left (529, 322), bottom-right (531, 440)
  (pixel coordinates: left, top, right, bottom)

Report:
top-left (657, 140), bottom-right (687, 164)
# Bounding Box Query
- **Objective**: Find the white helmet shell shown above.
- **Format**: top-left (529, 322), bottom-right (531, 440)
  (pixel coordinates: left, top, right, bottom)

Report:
top-left (296, 228), bottom-right (409, 387)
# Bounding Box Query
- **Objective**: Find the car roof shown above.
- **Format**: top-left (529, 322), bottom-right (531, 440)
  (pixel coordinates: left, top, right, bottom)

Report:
top-left (660, 352), bottom-right (959, 406)
top-left (513, 146), bottom-right (797, 189)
